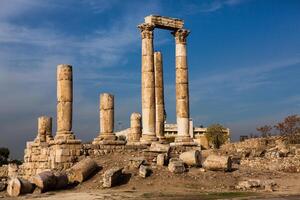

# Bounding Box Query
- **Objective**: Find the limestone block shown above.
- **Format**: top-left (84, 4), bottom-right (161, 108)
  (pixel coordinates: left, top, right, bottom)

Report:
top-left (144, 15), bottom-right (184, 30)
top-left (175, 56), bottom-right (188, 69)
top-left (141, 40), bottom-right (153, 57)
top-left (175, 43), bottom-right (187, 57)
top-left (202, 155), bottom-right (232, 171)
top-left (139, 165), bottom-right (151, 178)
top-left (149, 142), bottom-right (170, 153)
top-left (157, 154), bottom-right (167, 166)
top-left (103, 167), bottom-right (123, 188)
top-left (176, 100), bottom-right (189, 118)
top-left (57, 80), bottom-right (72, 102)
top-left (67, 157), bottom-right (98, 183)
top-left (100, 93), bottom-right (114, 109)
top-left (168, 159), bottom-right (186, 174)
top-left (142, 72), bottom-right (155, 88)
top-left (176, 69), bottom-right (188, 84)
top-left (179, 150), bottom-right (201, 166)
top-left (57, 64), bottom-right (72, 81)
top-left (100, 109), bottom-right (114, 134)
top-left (7, 177), bottom-right (34, 197)
top-left (57, 102), bottom-right (72, 132)
top-left (128, 157), bottom-right (146, 169)
top-left (176, 83), bottom-right (189, 100)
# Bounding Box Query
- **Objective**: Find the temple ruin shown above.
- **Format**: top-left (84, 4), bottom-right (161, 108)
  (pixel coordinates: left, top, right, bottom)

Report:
top-left (19, 15), bottom-right (230, 178)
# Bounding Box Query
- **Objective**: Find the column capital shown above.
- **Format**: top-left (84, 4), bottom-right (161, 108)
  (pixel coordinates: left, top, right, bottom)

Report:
top-left (138, 23), bottom-right (155, 39)
top-left (172, 29), bottom-right (190, 44)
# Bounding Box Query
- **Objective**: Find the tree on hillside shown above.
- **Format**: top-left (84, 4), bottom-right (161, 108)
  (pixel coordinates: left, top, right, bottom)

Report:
top-left (256, 125), bottom-right (272, 137)
top-left (274, 114), bottom-right (300, 143)
top-left (205, 124), bottom-right (229, 149)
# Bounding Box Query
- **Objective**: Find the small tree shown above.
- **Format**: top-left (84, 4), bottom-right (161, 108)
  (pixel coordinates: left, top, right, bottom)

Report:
top-left (274, 114), bottom-right (300, 143)
top-left (205, 124), bottom-right (228, 149)
top-left (0, 147), bottom-right (10, 165)
top-left (256, 125), bottom-right (272, 138)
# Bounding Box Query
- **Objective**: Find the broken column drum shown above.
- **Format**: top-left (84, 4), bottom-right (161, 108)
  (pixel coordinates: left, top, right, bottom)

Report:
top-left (138, 23), bottom-right (157, 143)
top-left (129, 112), bottom-right (142, 142)
top-left (55, 64), bottom-right (75, 141)
top-left (36, 116), bottom-right (53, 142)
top-left (99, 93), bottom-right (116, 141)
top-left (154, 51), bottom-right (165, 140)
top-left (172, 29), bottom-right (192, 143)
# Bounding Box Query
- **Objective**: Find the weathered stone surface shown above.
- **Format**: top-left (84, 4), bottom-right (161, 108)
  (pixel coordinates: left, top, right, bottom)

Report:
top-left (36, 116), bottom-right (53, 143)
top-left (236, 179), bottom-right (276, 191)
top-left (157, 154), bottom-right (167, 166)
top-left (93, 93), bottom-right (117, 143)
top-left (139, 165), bottom-right (151, 178)
top-left (31, 171), bottom-right (57, 192)
top-left (144, 15), bottom-right (184, 30)
top-left (203, 155), bottom-right (232, 171)
top-left (154, 51), bottom-right (165, 140)
top-left (128, 113), bottom-right (142, 143)
top-left (179, 150), bottom-right (201, 166)
top-left (67, 157), bottom-right (98, 183)
top-left (138, 23), bottom-right (157, 144)
top-left (149, 142), bottom-right (170, 153)
top-left (7, 177), bottom-right (34, 197)
top-left (0, 165), bottom-right (8, 178)
top-left (168, 159), bottom-right (186, 174)
top-left (103, 167), bottom-right (123, 188)
top-left (128, 157), bottom-right (146, 169)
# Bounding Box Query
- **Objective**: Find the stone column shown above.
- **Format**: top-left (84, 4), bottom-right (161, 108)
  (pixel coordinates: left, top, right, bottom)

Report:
top-left (36, 116), bottom-right (53, 143)
top-left (55, 64), bottom-right (75, 141)
top-left (128, 112), bottom-right (142, 143)
top-left (138, 23), bottom-right (157, 143)
top-left (94, 93), bottom-right (116, 142)
top-left (154, 51), bottom-right (166, 141)
top-left (172, 29), bottom-right (193, 143)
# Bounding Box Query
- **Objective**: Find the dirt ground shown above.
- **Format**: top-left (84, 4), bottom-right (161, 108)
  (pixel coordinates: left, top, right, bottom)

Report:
top-left (1, 152), bottom-right (300, 199)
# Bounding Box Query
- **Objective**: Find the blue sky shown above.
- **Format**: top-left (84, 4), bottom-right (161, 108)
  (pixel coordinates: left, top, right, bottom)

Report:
top-left (0, 0), bottom-right (299, 158)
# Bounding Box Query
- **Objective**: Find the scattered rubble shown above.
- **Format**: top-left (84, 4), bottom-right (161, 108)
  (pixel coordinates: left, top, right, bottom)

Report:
top-left (168, 158), bottom-right (186, 174)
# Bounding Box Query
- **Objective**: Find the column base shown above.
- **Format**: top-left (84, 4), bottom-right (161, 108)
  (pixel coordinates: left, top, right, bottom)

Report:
top-left (171, 136), bottom-right (198, 146)
top-left (53, 131), bottom-right (81, 144)
top-left (92, 133), bottom-right (120, 144)
top-left (140, 134), bottom-right (158, 145)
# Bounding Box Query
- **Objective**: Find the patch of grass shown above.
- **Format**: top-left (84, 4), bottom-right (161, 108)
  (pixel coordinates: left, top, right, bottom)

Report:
top-left (141, 191), bottom-right (258, 199)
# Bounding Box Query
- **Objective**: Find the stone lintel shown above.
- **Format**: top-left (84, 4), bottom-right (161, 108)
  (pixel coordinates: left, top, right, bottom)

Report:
top-left (145, 15), bottom-right (184, 30)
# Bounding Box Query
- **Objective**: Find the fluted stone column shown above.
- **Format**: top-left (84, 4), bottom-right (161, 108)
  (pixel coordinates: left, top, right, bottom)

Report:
top-left (172, 29), bottom-right (193, 143)
top-left (36, 116), bottom-right (53, 143)
top-left (55, 64), bottom-right (75, 141)
top-left (94, 93), bottom-right (116, 143)
top-left (138, 23), bottom-right (157, 143)
top-left (128, 113), bottom-right (142, 143)
top-left (154, 51), bottom-right (166, 141)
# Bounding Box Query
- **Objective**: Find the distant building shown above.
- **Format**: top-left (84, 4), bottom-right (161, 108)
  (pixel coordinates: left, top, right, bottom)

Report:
top-left (164, 119), bottom-right (230, 149)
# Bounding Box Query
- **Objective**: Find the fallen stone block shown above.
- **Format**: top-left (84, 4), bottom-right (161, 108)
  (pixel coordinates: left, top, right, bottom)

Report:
top-left (168, 159), bottom-right (186, 174)
top-left (149, 142), bottom-right (170, 153)
top-left (139, 165), bottom-right (151, 178)
top-left (179, 150), bottom-right (201, 167)
top-left (202, 155), bottom-right (232, 171)
top-left (67, 157), bottom-right (98, 183)
top-left (7, 177), bottom-right (35, 197)
top-left (157, 154), bottom-right (167, 166)
top-left (30, 171), bottom-right (57, 192)
top-left (129, 157), bottom-right (146, 169)
top-left (103, 167), bottom-right (123, 188)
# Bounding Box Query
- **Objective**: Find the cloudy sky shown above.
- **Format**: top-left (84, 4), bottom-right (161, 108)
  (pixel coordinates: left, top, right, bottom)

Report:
top-left (0, 0), bottom-right (299, 158)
